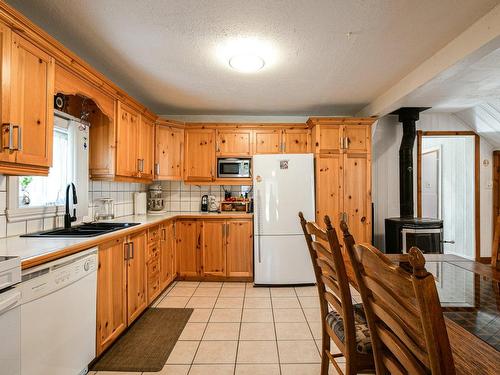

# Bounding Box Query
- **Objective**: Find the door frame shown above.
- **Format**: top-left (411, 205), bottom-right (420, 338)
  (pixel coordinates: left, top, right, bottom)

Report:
top-left (416, 130), bottom-right (480, 260)
top-left (420, 145), bottom-right (442, 219)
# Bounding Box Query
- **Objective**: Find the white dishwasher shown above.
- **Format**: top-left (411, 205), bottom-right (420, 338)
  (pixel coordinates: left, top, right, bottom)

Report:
top-left (16, 248), bottom-right (97, 375)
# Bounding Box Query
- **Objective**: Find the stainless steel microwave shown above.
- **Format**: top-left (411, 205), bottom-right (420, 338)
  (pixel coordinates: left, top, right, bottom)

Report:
top-left (217, 158), bottom-right (251, 178)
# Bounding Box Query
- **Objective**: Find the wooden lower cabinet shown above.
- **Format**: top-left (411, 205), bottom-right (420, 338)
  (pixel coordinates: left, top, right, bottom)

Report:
top-left (176, 218), bottom-right (253, 279)
top-left (126, 231), bottom-right (148, 324)
top-left (159, 221), bottom-right (175, 289)
top-left (96, 237), bottom-right (127, 356)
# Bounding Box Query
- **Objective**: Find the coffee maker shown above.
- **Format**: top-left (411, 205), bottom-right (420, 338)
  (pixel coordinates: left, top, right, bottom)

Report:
top-left (147, 184), bottom-right (166, 214)
top-left (201, 195), bottom-right (209, 212)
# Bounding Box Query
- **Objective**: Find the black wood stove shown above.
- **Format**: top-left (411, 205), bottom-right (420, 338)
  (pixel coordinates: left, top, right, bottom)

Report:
top-left (384, 107), bottom-right (443, 254)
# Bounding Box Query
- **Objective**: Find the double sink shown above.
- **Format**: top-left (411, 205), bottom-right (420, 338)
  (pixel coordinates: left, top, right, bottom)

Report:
top-left (21, 222), bottom-right (140, 238)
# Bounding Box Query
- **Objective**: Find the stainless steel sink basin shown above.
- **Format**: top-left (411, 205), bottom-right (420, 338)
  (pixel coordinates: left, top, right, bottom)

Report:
top-left (21, 222), bottom-right (140, 238)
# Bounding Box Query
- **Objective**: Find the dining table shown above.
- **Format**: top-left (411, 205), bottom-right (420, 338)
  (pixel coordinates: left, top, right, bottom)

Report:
top-left (384, 254), bottom-right (500, 375)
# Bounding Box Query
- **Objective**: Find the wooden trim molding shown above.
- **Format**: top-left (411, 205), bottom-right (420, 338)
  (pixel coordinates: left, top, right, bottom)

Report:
top-left (416, 131), bottom-right (481, 261)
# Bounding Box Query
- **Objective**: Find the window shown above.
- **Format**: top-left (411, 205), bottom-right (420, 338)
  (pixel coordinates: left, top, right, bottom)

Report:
top-left (19, 126), bottom-right (74, 207)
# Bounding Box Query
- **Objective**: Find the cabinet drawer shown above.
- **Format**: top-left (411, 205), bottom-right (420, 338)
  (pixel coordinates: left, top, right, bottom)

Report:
top-left (147, 243), bottom-right (160, 261)
top-left (148, 258), bottom-right (160, 275)
top-left (148, 226), bottom-right (161, 243)
top-left (147, 272), bottom-right (161, 302)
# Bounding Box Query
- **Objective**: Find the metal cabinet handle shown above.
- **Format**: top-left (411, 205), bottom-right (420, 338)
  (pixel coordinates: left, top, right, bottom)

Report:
top-left (124, 242), bottom-right (129, 260)
top-left (155, 163), bottom-right (160, 175)
top-left (130, 242), bottom-right (134, 259)
top-left (257, 190), bottom-right (262, 263)
top-left (2, 123), bottom-right (12, 150)
top-left (162, 228), bottom-right (167, 241)
top-left (17, 125), bottom-right (22, 151)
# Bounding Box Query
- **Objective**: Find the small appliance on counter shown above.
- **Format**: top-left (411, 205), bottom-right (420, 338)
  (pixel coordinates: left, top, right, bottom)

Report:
top-left (201, 195), bottom-right (218, 212)
top-left (134, 192), bottom-right (147, 215)
top-left (94, 198), bottom-right (114, 221)
top-left (201, 195), bottom-right (209, 212)
top-left (147, 184), bottom-right (166, 215)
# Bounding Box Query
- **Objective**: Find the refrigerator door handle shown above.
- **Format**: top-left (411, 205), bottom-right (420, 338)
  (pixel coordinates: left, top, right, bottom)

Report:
top-left (256, 189), bottom-right (262, 263)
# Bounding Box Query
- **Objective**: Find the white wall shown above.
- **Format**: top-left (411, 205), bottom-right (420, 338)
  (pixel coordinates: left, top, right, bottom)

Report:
top-left (372, 112), bottom-right (495, 257)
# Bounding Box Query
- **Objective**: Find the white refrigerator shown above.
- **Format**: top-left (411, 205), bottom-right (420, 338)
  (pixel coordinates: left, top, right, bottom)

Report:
top-left (253, 154), bottom-right (316, 285)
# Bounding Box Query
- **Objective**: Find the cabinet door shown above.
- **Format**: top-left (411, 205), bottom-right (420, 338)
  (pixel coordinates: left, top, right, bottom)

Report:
top-left (226, 220), bottom-right (253, 277)
top-left (343, 154), bottom-right (371, 243)
top-left (254, 129), bottom-right (282, 154)
top-left (10, 33), bottom-right (54, 167)
top-left (160, 222), bottom-right (175, 289)
top-left (283, 129), bottom-right (310, 153)
top-left (315, 154), bottom-right (343, 231)
top-left (176, 220), bottom-right (200, 277)
top-left (317, 125), bottom-right (342, 154)
top-left (201, 220), bottom-right (226, 276)
top-left (184, 129), bottom-right (215, 181)
top-left (155, 124), bottom-right (184, 180)
top-left (96, 237), bottom-right (127, 355)
top-left (216, 128), bottom-right (252, 156)
top-left (138, 115), bottom-right (154, 180)
top-left (0, 22), bottom-right (15, 164)
top-left (127, 231), bottom-right (148, 324)
top-left (116, 104), bottom-right (139, 177)
top-left (344, 125), bottom-right (370, 153)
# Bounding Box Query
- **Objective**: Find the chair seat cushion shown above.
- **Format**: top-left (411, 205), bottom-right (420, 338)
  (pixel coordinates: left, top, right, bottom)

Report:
top-left (325, 304), bottom-right (372, 354)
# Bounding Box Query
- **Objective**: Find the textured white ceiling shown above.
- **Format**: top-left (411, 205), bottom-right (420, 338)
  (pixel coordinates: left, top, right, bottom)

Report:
top-left (7, 0), bottom-right (500, 115)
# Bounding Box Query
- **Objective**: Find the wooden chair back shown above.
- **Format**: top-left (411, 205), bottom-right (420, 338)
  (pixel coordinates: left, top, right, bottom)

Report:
top-left (339, 220), bottom-right (357, 286)
top-left (298, 213), bottom-right (357, 355)
top-left (346, 243), bottom-right (456, 375)
top-left (492, 215), bottom-right (500, 268)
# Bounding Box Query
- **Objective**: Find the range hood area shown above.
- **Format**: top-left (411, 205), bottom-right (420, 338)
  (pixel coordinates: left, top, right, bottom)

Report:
top-left (384, 107), bottom-right (444, 254)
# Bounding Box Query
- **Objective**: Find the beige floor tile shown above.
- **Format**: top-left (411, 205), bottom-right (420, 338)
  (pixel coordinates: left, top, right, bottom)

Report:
top-left (198, 281), bottom-right (223, 288)
top-left (168, 287), bottom-right (197, 297)
top-left (179, 322), bottom-right (207, 340)
top-left (215, 297), bottom-right (244, 308)
top-left (166, 340), bottom-right (200, 364)
top-left (240, 322), bottom-right (276, 340)
top-left (272, 297), bottom-right (300, 309)
top-left (244, 287), bottom-right (270, 298)
top-left (280, 363), bottom-right (321, 375)
top-left (242, 308), bottom-right (273, 323)
top-left (219, 287), bottom-right (245, 297)
top-left (235, 364), bottom-right (280, 375)
top-left (188, 308), bottom-right (213, 323)
top-left (186, 296), bottom-right (217, 308)
top-left (143, 364), bottom-right (190, 375)
top-left (237, 340), bottom-right (279, 364)
top-left (270, 287), bottom-right (296, 297)
top-left (189, 364), bottom-right (235, 375)
top-left (278, 340), bottom-right (320, 363)
top-left (176, 281), bottom-right (200, 287)
top-left (193, 288), bottom-right (220, 297)
top-left (298, 296), bottom-right (320, 308)
top-left (223, 281), bottom-right (246, 288)
top-left (203, 322), bottom-right (240, 340)
top-left (308, 321), bottom-right (322, 339)
top-left (157, 296), bottom-right (190, 308)
top-left (295, 286), bottom-right (319, 297)
top-left (244, 297), bottom-right (272, 309)
top-left (194, 340), bottom-right (238, 364)
top-left (273, 308), bottom-right (306, 322)
top-left (210, 308), bottom-right (242, 322)
top-left (303, 308), bottom-right (321, 322)
top-left (276, 322), bottom-right (313, 340)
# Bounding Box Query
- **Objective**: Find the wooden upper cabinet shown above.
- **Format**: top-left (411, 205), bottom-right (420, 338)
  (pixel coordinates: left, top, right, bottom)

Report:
top-left (216, 128), bottom-right (252, 156)
top-left (344, 125), bottom-right (370, 153)
top-left (283, 128), bottom-right (310, 153)
top-left (184, 128), bottom-right (215, 182)
top-left (138, 115), bottom-right (154, 179)
top-left (176, 220), bottom-right (200, 277)
top-left (226, 220), bottom-right (253, 277)
top-left (96, 237), bottom-right (127, 355)
top-left (316, 125), bottom-right (342, 154)
top-left (116, 103), bottom-right (140, 178)
top-left (1, 32), bottom-right (55, 172)
top-left (254, 128), bottom-right (282, 154)
top-left (201, 220), bottom-right (226, 276)
top-left (155, 122), bottom-right (184, 180)
top-left (127, 231), bottom-right (148, 324)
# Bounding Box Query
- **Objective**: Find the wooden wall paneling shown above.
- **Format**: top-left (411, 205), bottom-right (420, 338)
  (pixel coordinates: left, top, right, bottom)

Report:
top-left (201, 219), bottom-right (226, 276)
top-left (96, 237), bottom-right (127, 356)
top-left (226, 219), bottom-right (253, 277)
top-left (155, 122), bottom-right (184, 180)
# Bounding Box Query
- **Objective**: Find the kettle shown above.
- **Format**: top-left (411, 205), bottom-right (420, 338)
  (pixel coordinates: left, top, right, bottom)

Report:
top-left (201, 195), bottom-right (209, 212)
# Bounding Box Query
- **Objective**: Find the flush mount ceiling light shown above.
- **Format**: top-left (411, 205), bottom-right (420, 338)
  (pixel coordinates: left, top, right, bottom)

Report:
top-left (217, 37), bottom-right (276, 73)
top-left (229, 53), bottom-right (265, 73)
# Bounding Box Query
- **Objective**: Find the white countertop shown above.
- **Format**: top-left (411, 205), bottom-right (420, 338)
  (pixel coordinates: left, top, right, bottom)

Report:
top-left (0, 211), bottom-right (252, 265)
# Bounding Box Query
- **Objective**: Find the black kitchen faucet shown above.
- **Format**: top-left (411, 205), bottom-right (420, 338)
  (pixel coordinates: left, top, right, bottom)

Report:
top-left (64, 183), bottom-right (78, 229)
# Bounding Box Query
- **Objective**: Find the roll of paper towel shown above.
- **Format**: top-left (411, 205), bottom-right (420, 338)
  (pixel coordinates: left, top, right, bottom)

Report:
top-left (134, 192), bottom-right (147, 215)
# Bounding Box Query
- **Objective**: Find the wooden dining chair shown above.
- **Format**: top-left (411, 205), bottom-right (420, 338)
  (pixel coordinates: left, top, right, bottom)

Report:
top-left (345, 242), bottom-right (456, 375)
top-left (298, 212), bottom-right (374, 375)
top-left (491, 215), bottom-right (500, 268)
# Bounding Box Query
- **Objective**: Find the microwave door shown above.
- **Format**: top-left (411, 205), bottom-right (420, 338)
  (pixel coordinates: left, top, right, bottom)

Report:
top-left (219, 161), bottom-right (242, 178)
